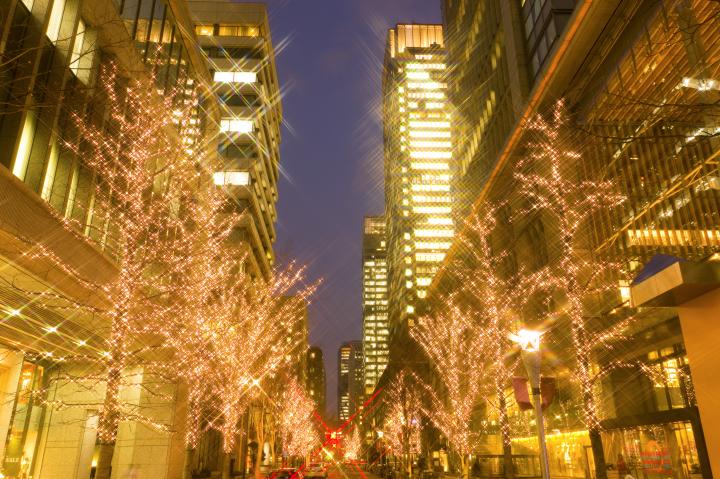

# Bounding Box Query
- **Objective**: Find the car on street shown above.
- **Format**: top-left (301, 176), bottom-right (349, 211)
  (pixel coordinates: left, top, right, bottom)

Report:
top-left (268, 468), bottom-right (304, 479)
top-left (304, 463), bottom-right (328, 478)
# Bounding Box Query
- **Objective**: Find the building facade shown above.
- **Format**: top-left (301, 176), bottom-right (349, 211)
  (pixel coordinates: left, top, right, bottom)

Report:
top-left (337, 341), bottom-right (363, 422)
top-left (306, 346), bottom-right (326, 417)
top-left (383, 24), bottom-right (456, 340)
top-left (442, 0), bottom-right (575, 220)
top-left (361, 216), bottom-right (389, 396)
top-left (188, 1), bottom-right (283, 280)
top-left (0, 0), bottom-right (220, 478)
top-left (432, 0), bottom-right (720, 477)
top-left (0, 0), bottom-right (289, 477)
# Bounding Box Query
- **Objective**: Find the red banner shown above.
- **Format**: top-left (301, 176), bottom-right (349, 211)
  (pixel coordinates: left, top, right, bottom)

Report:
top-left (512, 377), bottom-right (556, 411)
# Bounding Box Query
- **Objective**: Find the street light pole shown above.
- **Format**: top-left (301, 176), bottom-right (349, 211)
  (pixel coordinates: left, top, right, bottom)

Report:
top-left (510, 329), bottom-right (551, 479)
top-left (521, 349), bottom-right (550, 479)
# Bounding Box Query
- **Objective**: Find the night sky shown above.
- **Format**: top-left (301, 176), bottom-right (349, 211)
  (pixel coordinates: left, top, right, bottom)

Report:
top-left (258, 0), bottom-right (442, 416)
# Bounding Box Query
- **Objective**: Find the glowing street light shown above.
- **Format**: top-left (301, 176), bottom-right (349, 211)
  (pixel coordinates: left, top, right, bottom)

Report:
top-left (510, 328), bottom-right (550, 479)
top-left (508, 328), bottom-right (542, 352)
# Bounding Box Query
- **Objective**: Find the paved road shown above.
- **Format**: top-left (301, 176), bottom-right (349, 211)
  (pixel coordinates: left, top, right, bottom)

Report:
top-left (326, 463), bottom-right (380, 479)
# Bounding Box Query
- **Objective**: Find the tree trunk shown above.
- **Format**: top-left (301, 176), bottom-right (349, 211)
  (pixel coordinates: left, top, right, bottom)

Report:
top-left (94, 442), bottom-right (115, 479)
top-left (183, 448), bottom-right (195, 479)
top-left (255, 440), bottom-right (264, 479)
top-left (502, 442), bottom-right (514, 479)
top-left (254, 404), bottom-right (265, 479)
top-left (95, 361), bottom-right (122, 479)
top-left (460, 453), bottom-right (469, 479)
top-left (589, 427), bottom-right (607, 479)
top-left (496, 384), bottom-right (514, 479)
top-left (222, 452), bottom-right (233, 479)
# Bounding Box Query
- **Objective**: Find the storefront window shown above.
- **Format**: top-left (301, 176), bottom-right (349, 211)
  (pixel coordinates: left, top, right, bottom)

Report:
top-left (647, 346), bottom-right (694, 411)
top-left (512, 430), bottom-right (589, 478)
top-left (603, 422), bottom-right (702, 479)
top-left (2, 361), bottom-right (45, 478)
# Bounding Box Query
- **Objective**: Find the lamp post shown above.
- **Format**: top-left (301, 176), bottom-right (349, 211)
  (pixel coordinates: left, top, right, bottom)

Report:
top-left (510, 329), bottom-right (550, 479)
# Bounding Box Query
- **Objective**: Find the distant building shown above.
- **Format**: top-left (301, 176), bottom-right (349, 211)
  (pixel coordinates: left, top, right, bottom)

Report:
top-left (337, 341), bottom-right (363, 422)
top-left (283, 296), bottom-right (309, 384)
top-left (306, 346), bottom-right (326, 415)
top-left (361, 216), bottom-right (389, 396)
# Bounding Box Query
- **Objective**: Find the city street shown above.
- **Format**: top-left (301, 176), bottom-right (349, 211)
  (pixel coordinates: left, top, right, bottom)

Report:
top-left (326, 464), bottom-right (380, 479)
top-left (0, 0), bottom-right (718, 478)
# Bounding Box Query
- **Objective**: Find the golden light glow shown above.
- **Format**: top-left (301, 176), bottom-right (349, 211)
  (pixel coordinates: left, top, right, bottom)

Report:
top-left (626, 229), bottom-right (720, 247)
top-left (213, 71), bottom-right (257, 83)
top-left (509, 329), bottom-right (543, 352)
top-left (220, 118), bottom-right (253, 133)
top-left (409, 130), bottom-right (451, 138)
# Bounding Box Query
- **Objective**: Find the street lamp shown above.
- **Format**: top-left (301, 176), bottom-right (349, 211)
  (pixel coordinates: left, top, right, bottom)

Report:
top-left (509, 329), bottom-right (550, 479)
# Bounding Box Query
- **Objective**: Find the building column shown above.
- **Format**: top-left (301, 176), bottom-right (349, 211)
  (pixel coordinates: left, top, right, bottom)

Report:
top-left (676, 287), bottom-right (720, 477)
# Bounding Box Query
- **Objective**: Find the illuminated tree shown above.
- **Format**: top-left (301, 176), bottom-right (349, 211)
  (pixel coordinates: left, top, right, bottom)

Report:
top-left (382, 370), bottom-right (425, 477)
top-left (16, 63), bottom-right (203, 479)
top-left (411, 300), bottom-right (487, 479)
top-left (513, 102), bottom-right (654, 479)
top-left (344, 428), bottom-right (363, 462)
top-left (278, 377), bottom-right (318, 463)
top-left (207, 269), bottom-right (314, 479)
top-left (454, 207), bottom-right (520, 479)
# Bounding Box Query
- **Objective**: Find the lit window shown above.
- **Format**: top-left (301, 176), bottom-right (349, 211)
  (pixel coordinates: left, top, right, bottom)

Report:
top-left (412, 195), bottom-right (451, 204)
top-left (214, 71), bottom-right (258, 84)
top-left (413, 206), bottom-right (451, 214)
top-left (218, 24), bottom-right (260, 37)
top-left (195, 24), bottom-right (214, 36)
top-left (410, 140), bottom-right (451, 148)
top-left (406, 63), bottom-right (445, 70)
top-left (46, 0), bottom-right (66, 42)
top-left (213, 171), bottom-right (250, 186)
top-left (410, 151), bottom-right (452, 159)
top-left (406, 305), bottom-right (415, 314)
top-left (407, 82), bottom-right (446, 90)
top-left (416, 253), bottom-right (445, 262)
top-left (426, 217), bottom-right (453, 225)
top-left (69, 20), bottom-right (86, 76)
top-left (409, 121), bottom-right (450, 129)
top-left (411, 184), bottom-right (450, 192)
top-left (415, 241), bottom-right (452, 250)
top-left (12, 112), bottom-right (36, 180)
top-left (407, 91), bottom-right (445, 99)
top-left (410, 163), bottom-right (449, 171)
top-left (406, 71), bottom-right (430, 80)
top-left (41, 142), bottom-right (59, 200)
top-left (220, 118), bottom-right (253, 133)
top-left (414, 229), bottom-right (454, 238)
top-left (409, 131), bottom-right (451, 139)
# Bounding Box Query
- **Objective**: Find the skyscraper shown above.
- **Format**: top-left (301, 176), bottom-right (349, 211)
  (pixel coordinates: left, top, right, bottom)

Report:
top-left (442, 0), bottom-right (575, 219)
top-left (306, 346), bottom-right (326, 415)
top-left (362, 216), bottom-right (389, 396)
top-left (337, 341), bottom-right (363, 422)
top-left (383, 24), bottom-right (454, 338)
top-left (189, 1), bottom-right (283, 280)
